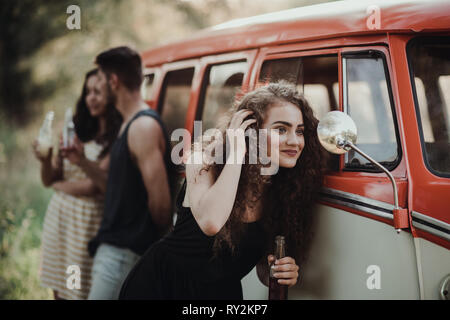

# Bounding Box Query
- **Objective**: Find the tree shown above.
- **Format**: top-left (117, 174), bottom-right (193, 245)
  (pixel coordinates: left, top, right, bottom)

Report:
top-left (0, 0), bottom-right (111, 124)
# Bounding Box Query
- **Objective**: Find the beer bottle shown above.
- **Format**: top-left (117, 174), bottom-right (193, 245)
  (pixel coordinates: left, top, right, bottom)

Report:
top-left (269, 235), bottom-right (288, 300)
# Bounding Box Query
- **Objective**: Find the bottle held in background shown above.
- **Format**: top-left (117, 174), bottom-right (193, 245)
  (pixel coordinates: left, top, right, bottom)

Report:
top-left (269, 235), bottom-right (288, 300)
top-left (37, 111), bottom-right (55, 158)
top-left (63, 108), bottom-right (75, 148)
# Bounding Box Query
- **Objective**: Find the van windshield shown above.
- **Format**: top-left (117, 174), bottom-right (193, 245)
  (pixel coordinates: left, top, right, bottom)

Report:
top-left (408, 37), bottom-right (450, 177)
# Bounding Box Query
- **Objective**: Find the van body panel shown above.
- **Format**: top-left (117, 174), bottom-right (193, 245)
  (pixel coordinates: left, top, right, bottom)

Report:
top-left (389, 34), bottom-right (450, 249)
top-left (414, 237), bottom-right (450, 299)
top-left (242, 204), bottom-right (420, 299)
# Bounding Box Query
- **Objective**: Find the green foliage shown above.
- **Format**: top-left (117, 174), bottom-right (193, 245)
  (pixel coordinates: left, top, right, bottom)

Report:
top-left (0, 0), bottom-right (328, 300)
top-left (0, 0), bottom-right (121, 124)
top-left (0, 113), bottom-right (53, 299)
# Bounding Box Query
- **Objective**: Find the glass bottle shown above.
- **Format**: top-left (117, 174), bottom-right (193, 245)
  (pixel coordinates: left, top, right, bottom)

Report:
top-left (63, 108), bottom-right (75, 148)
top-left (66, 121), bottom-right (75, 148)
top-left (37, 111), bottom-right (54, 158)
top-left (269, 235), bottom-right (288, 300)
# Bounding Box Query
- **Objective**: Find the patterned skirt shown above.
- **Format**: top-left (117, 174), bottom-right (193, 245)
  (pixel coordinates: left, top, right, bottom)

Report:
top-left (39, 191), bottom-right (103, 300)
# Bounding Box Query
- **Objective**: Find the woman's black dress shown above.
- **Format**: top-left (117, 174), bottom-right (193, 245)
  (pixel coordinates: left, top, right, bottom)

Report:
top-left (119, 181), bottom-right (267, 300)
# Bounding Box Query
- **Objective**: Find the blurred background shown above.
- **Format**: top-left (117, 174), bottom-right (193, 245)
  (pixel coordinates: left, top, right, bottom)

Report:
top-left (0, 0), bottom-right (333, 299)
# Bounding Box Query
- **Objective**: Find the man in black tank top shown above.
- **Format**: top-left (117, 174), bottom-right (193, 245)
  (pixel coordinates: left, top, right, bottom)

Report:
top-left (85, 47), bottom-right (172, 299)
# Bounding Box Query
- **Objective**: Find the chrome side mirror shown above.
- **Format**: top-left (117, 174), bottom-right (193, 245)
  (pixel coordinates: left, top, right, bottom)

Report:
top-left (317, 111), bottom-right (357, 155)
top-left (317, 111), bottom-right (408, 233)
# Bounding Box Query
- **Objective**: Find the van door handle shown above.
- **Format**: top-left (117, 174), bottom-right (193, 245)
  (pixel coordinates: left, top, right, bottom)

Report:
top-left (439, 274), bottom-right (450, 300)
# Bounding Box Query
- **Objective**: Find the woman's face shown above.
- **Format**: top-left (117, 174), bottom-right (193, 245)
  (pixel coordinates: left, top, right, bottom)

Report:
top-left (261, 100), bottom-right (305, 168)
top-left (85, 74), bottom-right (108, 118)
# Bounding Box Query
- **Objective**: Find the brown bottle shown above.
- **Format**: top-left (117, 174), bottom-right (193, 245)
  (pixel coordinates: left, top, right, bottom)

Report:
top-left (268, 235), bottom-right (288, 300)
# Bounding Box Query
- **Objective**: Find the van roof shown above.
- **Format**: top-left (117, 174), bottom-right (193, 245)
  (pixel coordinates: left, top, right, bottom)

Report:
top-left (142, 0), bottom-right (450, 67)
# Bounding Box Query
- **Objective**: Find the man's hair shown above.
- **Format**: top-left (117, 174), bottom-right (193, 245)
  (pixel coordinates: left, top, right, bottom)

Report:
top-left (95, 46), bottom-right (143, 91)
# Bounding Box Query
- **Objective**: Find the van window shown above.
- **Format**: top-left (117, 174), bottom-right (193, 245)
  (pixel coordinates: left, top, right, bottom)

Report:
top-left (197, 60), bottom-right (247, 131)
top-left (259, 55), bottom-right (339, 120)
top-left (142, 73), bottom-right (155, 100)
top-left (408, 37), bottom-right (450, 177)
top-left (259, 55), bottom-right (339, 171)
top-left (158, 68), bottom-right (195, 144)
top-left (343, 52), bottom-right (399, 171)
top-left (413, 77), bottom-right (434, 142)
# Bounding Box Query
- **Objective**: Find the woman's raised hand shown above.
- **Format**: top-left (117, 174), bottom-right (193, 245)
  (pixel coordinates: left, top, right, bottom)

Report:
top-left (226, 109), bottom-right (256, 161)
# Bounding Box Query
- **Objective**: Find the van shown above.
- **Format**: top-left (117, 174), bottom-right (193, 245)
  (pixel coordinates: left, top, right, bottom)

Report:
top-left (140, 0), bottom-right (450, 299)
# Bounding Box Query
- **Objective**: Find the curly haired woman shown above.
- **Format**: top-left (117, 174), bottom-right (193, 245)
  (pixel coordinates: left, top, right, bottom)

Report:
top-left (119, 81), bottom-right (327, 300)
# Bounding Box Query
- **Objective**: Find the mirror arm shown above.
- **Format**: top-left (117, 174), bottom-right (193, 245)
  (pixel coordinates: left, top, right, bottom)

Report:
top-left (318, 112), bottom-right (409, 234)
top-left (339, 139), bottom-right (405, 234)
top-left (344, 141), bottom-right (398, 208)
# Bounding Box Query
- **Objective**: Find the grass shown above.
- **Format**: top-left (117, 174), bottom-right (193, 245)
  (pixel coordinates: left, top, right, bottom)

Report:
top-left (0, 114), bottom-right (53, 299)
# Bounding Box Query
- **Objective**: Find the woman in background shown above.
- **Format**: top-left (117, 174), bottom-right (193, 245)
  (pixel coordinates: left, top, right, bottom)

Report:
top-left (32, 69), bottom-right (122, 299)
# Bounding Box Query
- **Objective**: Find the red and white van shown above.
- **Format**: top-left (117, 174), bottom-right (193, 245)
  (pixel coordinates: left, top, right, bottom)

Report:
top-left (140, 0), bottom-right (450, 299)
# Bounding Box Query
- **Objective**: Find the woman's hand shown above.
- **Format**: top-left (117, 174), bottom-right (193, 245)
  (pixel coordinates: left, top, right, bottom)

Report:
top-left (32, 139), bottom-right (52, 162)
top-left (226, 109), bottom-right (256, 161)
top-left (51, 181), bottom-right (63, 192)
top-left (61, 136), bottom-right (85, 165)
top-left (268, 254), bottom-right (300, 287)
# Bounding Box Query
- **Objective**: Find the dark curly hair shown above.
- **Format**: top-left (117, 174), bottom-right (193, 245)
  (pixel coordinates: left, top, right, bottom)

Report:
top-left (73, 69), bottom-right (122, 158)
top-left (198, 81), bottom-right (327, 270)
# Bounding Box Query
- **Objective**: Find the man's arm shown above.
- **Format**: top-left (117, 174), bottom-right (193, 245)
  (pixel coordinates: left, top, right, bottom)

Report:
top-left (78, 155), bottom-right (109, 194)
top-left (128, 116), bottom-right (172, 235)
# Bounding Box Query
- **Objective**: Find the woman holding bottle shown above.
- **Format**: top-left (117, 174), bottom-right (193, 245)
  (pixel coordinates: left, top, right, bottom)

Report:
top-left (119, 81), bottom-right (327, 299)
top-left (32, 69), bottom-right (122, 299)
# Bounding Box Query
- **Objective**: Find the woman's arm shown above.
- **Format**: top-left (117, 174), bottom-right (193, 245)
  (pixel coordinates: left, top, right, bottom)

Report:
top-left (52, 178), bottom-right (99, 197)
top-left (186, 109), bottom-right (256, 236)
